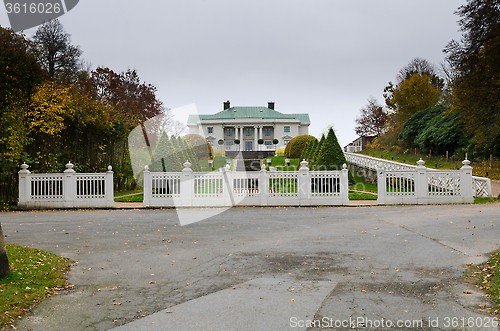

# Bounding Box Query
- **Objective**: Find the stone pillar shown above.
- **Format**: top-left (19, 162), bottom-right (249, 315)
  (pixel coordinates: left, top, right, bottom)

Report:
top-left (341, 164), bottom-right (349, 205)
top-left (235, 126), bottom-right (239, 140)
top-left (376, 167), bottom-right (386, 205)
top-left (415, 158), bottom-right (427, 204)
top-left (105, 165), bottom-right (114, 207)
top-left (143, 165), bottom-right (151, 207)
top-left (259, 164), bottom-right (269, 206)
top-left (63, 161), bottom-right (76, 208)
top-left (18, 163), bottom-right (31, 209)
top-left (181, 160), bottom-right (194, 207)
top-left (298, 160), bottom-right (311, 205)
top-left (460, 159), bottom-right (474, 203)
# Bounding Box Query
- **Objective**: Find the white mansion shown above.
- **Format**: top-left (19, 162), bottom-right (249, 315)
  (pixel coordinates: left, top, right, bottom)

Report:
top-left (187, 101), bottom-right (310, 151)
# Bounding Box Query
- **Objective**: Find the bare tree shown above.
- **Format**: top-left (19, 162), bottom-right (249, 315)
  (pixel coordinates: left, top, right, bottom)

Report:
top-left (31, 19), bottom-right (82, 82)
top-left (355, 97), bottom-right (389, 137)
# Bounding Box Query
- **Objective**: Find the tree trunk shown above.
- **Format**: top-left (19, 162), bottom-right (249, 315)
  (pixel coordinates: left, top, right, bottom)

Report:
top-left (0, 223), bottom-right (9, 277)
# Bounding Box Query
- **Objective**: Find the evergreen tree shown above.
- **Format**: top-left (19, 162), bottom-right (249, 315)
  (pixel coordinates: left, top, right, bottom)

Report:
top-left (311, 135), bottom-right (325, 169)
top-left (316, 128), bottom-right (354, 181)
top-left (151, 132), bottom-right (181, 172)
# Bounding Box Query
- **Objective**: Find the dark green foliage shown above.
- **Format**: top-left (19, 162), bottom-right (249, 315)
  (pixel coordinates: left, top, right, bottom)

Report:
top-left (150, 133), bottom-right (181, 172)
top-left (285, 135), bottom-right (317, 159)
top-left (316, 128), bottom-right (347, 170)
top-left (399, 105), bottom-right (467, 155)
top-left (300, 141), bottom-right (313, 161)
top-left (311, 135), bottom-right (325, 168)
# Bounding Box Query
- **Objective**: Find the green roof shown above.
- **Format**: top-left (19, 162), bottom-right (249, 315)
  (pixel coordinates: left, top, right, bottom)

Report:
top-left (187, 107), bottom-right (310, 124)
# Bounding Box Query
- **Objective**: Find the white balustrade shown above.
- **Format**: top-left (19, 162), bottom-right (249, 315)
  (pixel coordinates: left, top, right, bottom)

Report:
top-left (18, 162), bottom-right (114, 209)
top-left (345, 152), bottom-right (492, 198)
top-left (376, 159), bottom-right (474, 205)
top-left (142, 160), bottom-right (349, 207)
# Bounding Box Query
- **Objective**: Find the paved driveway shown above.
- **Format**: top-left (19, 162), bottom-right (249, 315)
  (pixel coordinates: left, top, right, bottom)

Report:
top-left (1, 204), bottom-right (499, 330)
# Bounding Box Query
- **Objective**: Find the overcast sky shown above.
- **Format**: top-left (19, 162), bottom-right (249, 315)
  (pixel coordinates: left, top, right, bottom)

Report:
top-left (1, 0), bottom-right (464, 146)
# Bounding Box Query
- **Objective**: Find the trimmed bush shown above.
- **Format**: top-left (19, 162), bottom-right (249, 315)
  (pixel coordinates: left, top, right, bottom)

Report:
top-left (285, 135), bottom-right (317, 159)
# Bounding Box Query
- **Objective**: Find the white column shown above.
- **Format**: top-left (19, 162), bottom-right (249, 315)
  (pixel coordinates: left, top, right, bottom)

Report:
top-left (235, 126), bottom-right (239, 140)
top-left (63, 161), bottom-right (76, 208)
top-left (298, 160), bottom-right (310, 205)
top-left (460, 159), bottom-right (474, 203)
top-left (254, 126), bottom-right (258, 151)
top-left (105, 165), bottom-right (114, 207)
top-left (181, 161), bottom-right (194, 207)
top-left (415, 159), bottom-right (427, 204)
top-left (143, 165), bottom-right (151, 207)
top-left (18, 163), bottom-right (31, 209)
top-left (376, 167), bottom-right (386, 205)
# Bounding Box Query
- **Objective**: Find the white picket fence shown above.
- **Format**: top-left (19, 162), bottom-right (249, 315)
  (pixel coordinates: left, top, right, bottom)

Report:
top-left (345, 152), bottom-right (492, 198)
top-left (18, 162), bottom-right (114, 209)
top-left (143, 160), bottom-right (350, 207)
top-left (377, 159), bottom-right (474, 204)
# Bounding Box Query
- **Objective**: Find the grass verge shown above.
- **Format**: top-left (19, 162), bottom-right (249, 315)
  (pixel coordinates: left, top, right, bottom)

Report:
top-left (114, 187), bottom-right (143, 197)
top-left (463, 250), bottom-right (500, 316)
top-left (115, 194), bottom-right (144, 202)
top-left (0, 244), bottom-right (71, 329)
top-left (349, 191), bottom-right (378, 200)
top-left (474, 197), bottom-right (500, 204)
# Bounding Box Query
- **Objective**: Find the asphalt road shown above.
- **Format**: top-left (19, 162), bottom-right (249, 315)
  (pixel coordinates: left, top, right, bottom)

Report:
top-left (1, 204), bottom-right (499, 330)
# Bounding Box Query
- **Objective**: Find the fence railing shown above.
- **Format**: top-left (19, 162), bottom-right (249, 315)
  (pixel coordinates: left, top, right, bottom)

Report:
top-left (18, 162), bottom-right (114, 209)
top-left (345, 152), bottom-right (492, 198)
top-left (143, 160), bottom-right (349, 207)
top-left (377, 159), bottom-right (474, 205)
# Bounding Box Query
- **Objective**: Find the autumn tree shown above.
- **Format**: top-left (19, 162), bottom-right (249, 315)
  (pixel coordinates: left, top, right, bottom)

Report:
top-left (0, 27), bottom-right (44, 204)
top-left (385, 73), bottom-right (441, 132)
top-left (31, 19), bottom-right (82, 82)
top-left (354, 97), bottom-right (388, 137)
top-left (444, 0), bottom-right (500, 157)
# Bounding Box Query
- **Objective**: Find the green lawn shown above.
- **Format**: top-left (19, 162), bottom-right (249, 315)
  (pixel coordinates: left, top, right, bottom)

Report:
top-left (349, 191), bottom-right (378, 200)
top-left (114, 187), bottom-right (143, 197)
top-left (0, 244), bottom-right (71, 328)
top-left (115, 194), bottom-right (143, 202)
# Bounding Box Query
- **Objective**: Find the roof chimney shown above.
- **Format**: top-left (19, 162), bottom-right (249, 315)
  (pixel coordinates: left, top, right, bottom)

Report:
top-left (223, 100), bottom-right (230, 110)
top-left (268, 101), bottom-right (275, 110)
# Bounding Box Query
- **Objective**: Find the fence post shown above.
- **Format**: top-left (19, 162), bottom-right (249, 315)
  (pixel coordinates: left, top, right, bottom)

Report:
top-left (415, 158), bottom-right (427, 204)
top-left (460, 159), bottom-right (474, 203)
top-left (181, 160), bottom-right (193, 207)
top-left (18, 163), bottom-right (31, 209)
top-left (260, 163), bottom-right (269, 206)
top-left (63, 162), bottom-right (76, 208)
top-left (105, 165), bottom-right (114, 207)
top-left (376, 167), bottom-right (386, 205)
top-left (298, 160), bottom-right (310, 205)
top-left (143, 165), bottom-right (151, 207)
top-left (341, 164), bottom-right (349, 205)
top-left (222, 166), bottom-right (234, 207)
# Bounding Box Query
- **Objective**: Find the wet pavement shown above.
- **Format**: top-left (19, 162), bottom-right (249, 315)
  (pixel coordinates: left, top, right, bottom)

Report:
top-left (1, 204), bottom-right (499, 330)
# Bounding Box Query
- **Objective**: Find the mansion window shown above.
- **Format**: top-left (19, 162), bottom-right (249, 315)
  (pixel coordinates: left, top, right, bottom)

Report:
top-left (207, 127), bottom-right (213, 134)
top-left (284, 126), bottom-right (290, 133)
top-left (284, 140), bottom-right (290, 145)
top-left (245, 128), bottom-right (253, 136)
top-left (264, 140), bottom-right (272, 146)
top-left (264, 127), bottom-right (272, 136)
top-left (226, 128), bottom-right (234, 136)
top-left (225, 141), bottom-right (233, 146)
